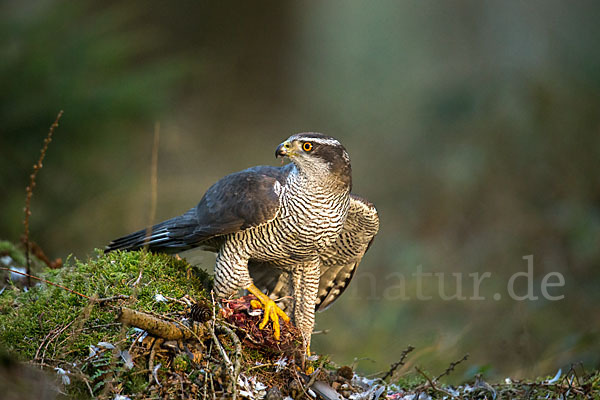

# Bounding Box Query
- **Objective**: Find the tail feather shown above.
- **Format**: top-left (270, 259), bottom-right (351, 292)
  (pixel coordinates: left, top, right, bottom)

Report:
top-left (105, 210), bottom-right (198, 253)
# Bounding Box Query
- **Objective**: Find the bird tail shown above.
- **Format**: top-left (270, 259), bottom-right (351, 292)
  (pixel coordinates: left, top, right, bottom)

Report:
top-left (104, 226), bottom-right (155, 253)
top-left (105, 209), bottom-right (197, 254)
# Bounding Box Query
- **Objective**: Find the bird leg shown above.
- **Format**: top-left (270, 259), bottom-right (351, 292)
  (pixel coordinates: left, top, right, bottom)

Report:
top-left (246, 283), bottom-right (290, 340)
top-left (290, 259), bottom-right (320, 374)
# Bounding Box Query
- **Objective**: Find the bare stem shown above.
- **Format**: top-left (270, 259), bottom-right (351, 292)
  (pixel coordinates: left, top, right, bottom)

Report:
top-left (23, 110), bottom-right (63, 285)
top-left (144, 122), bottom-right (160, 249)
top-left (0, 266), bottom-right (89, 300)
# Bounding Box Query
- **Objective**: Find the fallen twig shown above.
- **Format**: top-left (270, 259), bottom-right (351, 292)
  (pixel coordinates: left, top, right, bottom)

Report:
top-left (37, 319), bottom-right (76, 365)
top-left (1, 267), bottom-right (90, 300)
top-left (95, 295), bottom-right (131, 304)
top-left (209, 290), bottom-right (238, 400)
top-left (118, 307), bottom-right (206, 340)
top-left (215, 323), bottom-right (242, 400)
top-left (148, 338), bottom-right (163, 385)
top-left (415, 366), bottom-right (457, 399)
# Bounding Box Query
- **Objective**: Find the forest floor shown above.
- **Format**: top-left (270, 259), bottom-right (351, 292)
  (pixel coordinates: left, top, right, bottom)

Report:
top-left (0, 241), bottom-right (598, 399)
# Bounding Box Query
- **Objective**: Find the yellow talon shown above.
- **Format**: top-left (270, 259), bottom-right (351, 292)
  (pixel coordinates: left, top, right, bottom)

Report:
top-left (246, 284), bottom-right (290, 340)
top-left (250, 299), bottom-right (262, 309)
top-left (305, 344), bottom-right (314, 374)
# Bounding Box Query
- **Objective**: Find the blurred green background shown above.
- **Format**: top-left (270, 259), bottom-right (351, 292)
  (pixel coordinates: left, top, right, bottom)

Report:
top-left (2, 0), bottom-right (599, 381)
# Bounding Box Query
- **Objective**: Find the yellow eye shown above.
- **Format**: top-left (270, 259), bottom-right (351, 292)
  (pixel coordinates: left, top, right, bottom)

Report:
top-left (303, 142), bottom-right (313, 152)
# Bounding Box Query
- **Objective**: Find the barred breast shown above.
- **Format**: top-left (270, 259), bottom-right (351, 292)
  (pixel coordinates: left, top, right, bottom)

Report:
top-left (227, 168), bottom-right (350, 267)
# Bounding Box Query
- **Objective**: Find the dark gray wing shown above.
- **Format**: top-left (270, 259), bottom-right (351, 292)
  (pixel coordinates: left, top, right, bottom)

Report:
top-left (250, 194), bottom-right (379, 312)
top-left (105, 164), bottom-right (293, 253)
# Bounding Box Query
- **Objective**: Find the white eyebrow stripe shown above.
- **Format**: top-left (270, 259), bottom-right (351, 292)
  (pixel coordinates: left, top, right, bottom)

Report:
top-left (290, 135), bottom-right (341, 147)
top-left (309, 138), bottom-right (341, 146)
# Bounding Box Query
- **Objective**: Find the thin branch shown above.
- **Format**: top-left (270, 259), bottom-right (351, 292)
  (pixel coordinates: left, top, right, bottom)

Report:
top-left (148, 338), bottom-right (163, 385)
top-left (144, 122), bottom-right (160, 250)
top-left (94, 294), bottom-right (131, 304)
top-left (434, 353), bottom-right (469, 382)
top-left (415, 366), bottom-right (457, 399)
top-left (208, 291), bottom-right (238, 400)
top-left (215, 324), bottom-right (242, 400)
top-left (381, 345), bottom-right (415, 381)
top-left (23, 110), bottom-right (63, 285)
top-left (415, 366), bottom-right (437, 390)
top-left (24, 240), bottom-right (62, 269)
top-left (1, 267), bottom-right (90, 300)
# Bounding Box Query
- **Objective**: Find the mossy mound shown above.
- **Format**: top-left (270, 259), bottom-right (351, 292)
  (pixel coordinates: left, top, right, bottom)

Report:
top-left (0, 246), bottom-right (323, 399)
top-left (1, 249), bottom-right (210, 359)
top-left (0, 248), bottom-right (215, 398)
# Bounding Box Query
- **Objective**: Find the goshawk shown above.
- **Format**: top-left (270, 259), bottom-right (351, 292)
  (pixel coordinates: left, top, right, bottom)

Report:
top-left (106, 133), bottom-right (379, 350)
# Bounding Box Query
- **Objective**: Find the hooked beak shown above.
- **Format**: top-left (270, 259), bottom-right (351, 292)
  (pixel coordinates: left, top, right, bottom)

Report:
top-left (275, 141), bottom-right (291, 158)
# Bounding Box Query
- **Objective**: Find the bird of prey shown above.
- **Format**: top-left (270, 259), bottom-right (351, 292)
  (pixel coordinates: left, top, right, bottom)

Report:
top-left (106, 133), bottom-right (379, 352)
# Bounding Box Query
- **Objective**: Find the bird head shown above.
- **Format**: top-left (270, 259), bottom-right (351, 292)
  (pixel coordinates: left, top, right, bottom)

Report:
top-left (276, 133), bottom-right (352, 188)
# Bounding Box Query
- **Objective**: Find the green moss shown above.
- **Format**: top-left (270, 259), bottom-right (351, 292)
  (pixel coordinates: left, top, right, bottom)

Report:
top-left (173, 354), bottom-right (190, 373)
top-left (123, 369), bottom-right (150, 394)
top-left (392, 374), bottom-right (427, 390)
top-left (0, 249), bottom-right (212, 361)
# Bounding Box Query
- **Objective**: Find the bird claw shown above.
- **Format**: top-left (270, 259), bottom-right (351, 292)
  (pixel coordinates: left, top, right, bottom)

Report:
top-left (247, 284), bottom-right (290, 341)
top-left (257, 298), bottom-right (289, 340)
top-left (249, 299), bottom-right (262, 309)
top-left (304, 344), bottom-right (314, 374)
